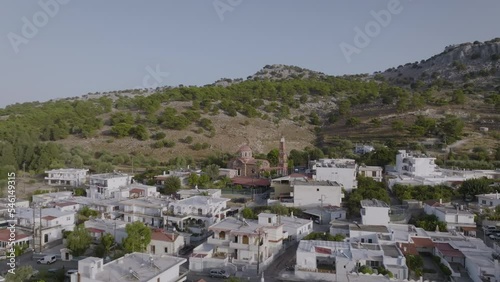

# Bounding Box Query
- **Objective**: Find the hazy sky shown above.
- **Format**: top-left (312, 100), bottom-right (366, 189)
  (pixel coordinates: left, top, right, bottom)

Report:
top-left (1, 0), bottom-right (499, 107)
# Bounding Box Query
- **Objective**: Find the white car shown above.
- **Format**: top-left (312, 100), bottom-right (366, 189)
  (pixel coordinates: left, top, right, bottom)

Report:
top-left (37, 255), bottom-right (57, 264)
top-left (66, 269), bottom-right (78, 277)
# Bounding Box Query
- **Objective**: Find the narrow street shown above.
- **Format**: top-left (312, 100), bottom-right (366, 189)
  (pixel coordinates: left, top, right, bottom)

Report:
top-left (264, 242), bottom-right (299, 281)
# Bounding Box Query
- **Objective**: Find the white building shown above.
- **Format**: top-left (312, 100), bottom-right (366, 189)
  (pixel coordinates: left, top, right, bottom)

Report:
top-left (354, 145), bottom-right (375, 155)
top-left (148, 229), bottom-right (184, 256)
top-left (167, 196), bottom-right (230, 231)
top-left (276, 214), bottom-right (313, 241)
top-left (294, 240), bottom-right (408, 282)
top-left (120, 197), bottom-right (167, 227)
top-left (309, 159), bottom-right (358, 191)
top-left (72, 253), bottom-right (187, 282)
top-left (16, 207), bottom-right (75, 249)
top-left (0, 229), bottom-right (32, 251)
top-left (45, 168), bottom-right (89, 187)
top-left (289, 179), bottom-right (344, 208)
top-left (32, 191), bottom-right (74, 206)
top-left (203, 215), bottom-right (284, 270)
top-left (358, 165), bottom-right (384, 182)
top-left (84, 218), bottom-right (128, 244)
top-left (395, 150), bottom-right (440, 177)
top-left (155, 169), bottom-right (201, 188)
top-left (477, 193), bottom-right (500, 207)
top-left (177, 189), bottom-right (222, 200)
top-left (218, 168), bottom-right (238, 179)
top-left (88, 173), bottom-right (132, 199)
top-left (66, 197), bottom-right (122, 219)
top-left (423, 201), bottom-right (475, 228)
top-left (304, 206), bottom-right (347, 225)
top-left (360, 199), bottom-right (390, 226)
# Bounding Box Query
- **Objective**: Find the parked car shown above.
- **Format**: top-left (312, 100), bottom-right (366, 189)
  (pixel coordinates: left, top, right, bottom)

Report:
top-left (66, 269), bottom-right (78, 277)
top-left (489, 234), bottom-right (500, 240)
top-left (210, 269), bottom-right (230, 278)
top-left (37, 255), bottom-right (56, 264)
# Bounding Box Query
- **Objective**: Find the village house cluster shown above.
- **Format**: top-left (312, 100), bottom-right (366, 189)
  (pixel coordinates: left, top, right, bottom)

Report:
top-left (1, 142), bottom-right (500, 282)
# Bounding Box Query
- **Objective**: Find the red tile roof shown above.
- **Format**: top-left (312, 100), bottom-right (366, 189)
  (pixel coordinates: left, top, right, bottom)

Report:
top-left (86, 228), bottom-right (105, 233)
top-left (435, 243), bottom-right (465, 258)
top-left (398, 242), bottom-right (418, 256)
top-left (315, 246), bottom-right (332, 255)
top-left (411, 237), bottom-right (435, 248)
top-left (423, 200), bottom-right (442, 207)
top-left (231, 177), bottom-right (270, 187)
top-left (0, 229), bottom-right (30, 242)
top-left (151, 230), bottom-right (178, 242)
top-left (54, 201), bottom-right (77, 207)
top-left (42, 216), bottom-right (57, 221)
top-left (129, 188), bottom-right (144, 194)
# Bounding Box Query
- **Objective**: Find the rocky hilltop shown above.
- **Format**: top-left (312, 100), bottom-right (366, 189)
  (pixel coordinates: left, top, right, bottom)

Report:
top-left (379, 38), bottom-right (500, 88)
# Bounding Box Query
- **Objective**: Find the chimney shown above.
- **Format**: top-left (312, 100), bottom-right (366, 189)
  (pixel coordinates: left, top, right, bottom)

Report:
top-left (163, 171), bottom-right (166, 176)
top-left (439, 198), bottom-right (442, 204)
top-left (290, 211), bottom-right (294, 218)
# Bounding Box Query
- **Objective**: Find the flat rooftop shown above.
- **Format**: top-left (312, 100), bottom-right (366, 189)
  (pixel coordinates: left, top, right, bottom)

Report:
top-left (360, 199), bottom-right (389, 208)
top-left (176, 196), bottom-right (229, 206)
top-left (350, 224), bottom-right (389, 233)
top-left (476, 193), bottom-right (500, 200)
top-left (121, 197), bottom-right (167, 207)
top-left (90, 173), bottom-right (130, 180)
top-left (209, 217), bottom-right (264, 235)
top-left (293, 179), bottom-right (341, 186)
top-left (280, 216), bottom-right (312, 228)
top-left (358, 166), bottom-right (383, 171)
top-left (177, 189), bottom-right (220, 195)
top-left (45, 168), bottom-right (89, 173)
top-left (16, 207), bottom-right (75, 219)
top-left (435, 206), bottom-right (474, 215)
top-left (93, 253), bottom-right (186, 281)
top-left (381, 244), bottom-right (402, 258)
top-left (298, 240), bottom-right (351, 256)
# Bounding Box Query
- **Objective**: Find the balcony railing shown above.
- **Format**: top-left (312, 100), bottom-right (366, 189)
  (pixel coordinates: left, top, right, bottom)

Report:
top-left (296, 266), bottom-right (335, 274)
top-left (229, 242), bottom-right (258, 251)
top-left (207, 237), bottom-right (230, 246)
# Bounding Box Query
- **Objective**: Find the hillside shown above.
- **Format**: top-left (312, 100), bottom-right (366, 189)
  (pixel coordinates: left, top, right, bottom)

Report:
top-left (377, 38), bottom-right (500, 89)
top-left (0, 38), bottom-right (499, 177)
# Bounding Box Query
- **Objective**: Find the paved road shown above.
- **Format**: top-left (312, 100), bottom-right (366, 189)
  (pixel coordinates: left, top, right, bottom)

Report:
top-left (0, 251), bottom-right (78, 277)
top-left (264, 242), bottom-right (299, 282)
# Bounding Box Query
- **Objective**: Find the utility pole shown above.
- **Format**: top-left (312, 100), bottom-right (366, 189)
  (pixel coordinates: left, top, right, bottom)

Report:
top-left (257, 230), bottom-right (261, 274)
top-left (32, 205), bottom-right (36, 252)
top-left (39, 205), bottom-right (42, 253)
